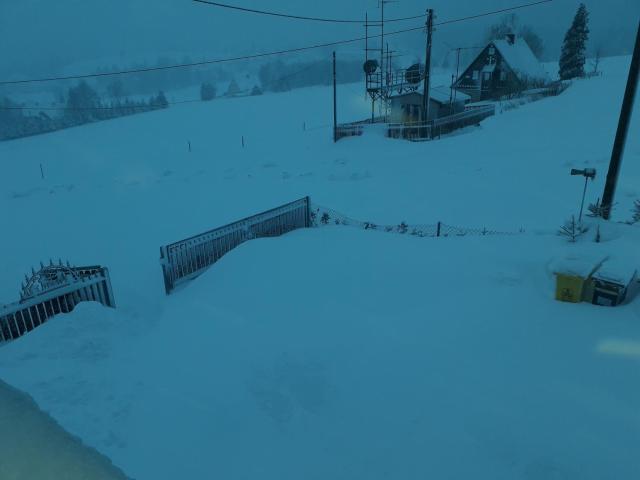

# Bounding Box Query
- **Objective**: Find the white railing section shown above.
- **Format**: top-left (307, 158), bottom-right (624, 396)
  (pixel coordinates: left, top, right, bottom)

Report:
top-left (160, 197), bottom-right (311, 295)
top-left (0, 263), bottom-right (115, 344)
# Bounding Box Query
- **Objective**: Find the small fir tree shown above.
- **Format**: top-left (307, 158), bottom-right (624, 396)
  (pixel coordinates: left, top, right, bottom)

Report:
top-left (200, 82), bottom-right (217, 101)
top-left (558, 215), bottom-right (588, 242)
top-left (559, 3), bottom-right (590, 80)
top-left (632, 200), bottom-right (640, 224)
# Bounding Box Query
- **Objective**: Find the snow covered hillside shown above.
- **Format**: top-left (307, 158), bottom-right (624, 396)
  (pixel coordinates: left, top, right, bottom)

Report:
top-left (0, 56), bottom-right (639, 480)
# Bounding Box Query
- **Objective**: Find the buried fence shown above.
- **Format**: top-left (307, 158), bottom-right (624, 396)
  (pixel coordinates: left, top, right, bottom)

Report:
top-left (160, 197), bottom-right (312, 295)
top-left (310, 204), bottom-right (523, 238)
top-left (388, 105), bottom-right (497, 141)
top-left (161, 196), bottom-right (522, 295)
top-left (0, 262), bottom-right (115, 344)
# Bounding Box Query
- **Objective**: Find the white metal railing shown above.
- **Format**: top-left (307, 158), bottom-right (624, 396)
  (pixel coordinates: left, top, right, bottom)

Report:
top-left (160, 197), bottom-right (311, 294)
top-left (0, 264), bottom-right (115, 344)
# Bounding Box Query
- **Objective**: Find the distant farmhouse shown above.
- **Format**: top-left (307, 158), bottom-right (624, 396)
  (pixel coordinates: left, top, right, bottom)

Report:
top-left (453, 34), bottom-right (549, 102)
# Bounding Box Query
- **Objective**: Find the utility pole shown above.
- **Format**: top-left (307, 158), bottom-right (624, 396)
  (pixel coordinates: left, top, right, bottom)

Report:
top-left (601, 20), bottom-right (640, 219)
top-left (381, 0), bottom-right (385, 94)
top-left (449, 74), bottom-right (455, 114)
top-left (333, 51), bottom-right (338, 143)
top-left (422, 9), bottom-right (434, 123)
top-left (454, 47), bottom-right (461, 104)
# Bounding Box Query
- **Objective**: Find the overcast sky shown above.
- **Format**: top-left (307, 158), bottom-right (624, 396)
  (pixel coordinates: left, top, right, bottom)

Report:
top-left (1, 0), bottom-right (638, 81)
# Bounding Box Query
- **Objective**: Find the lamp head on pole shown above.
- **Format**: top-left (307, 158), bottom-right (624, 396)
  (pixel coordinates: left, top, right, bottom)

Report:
top-left (571, 168), bottom-right (597, 179)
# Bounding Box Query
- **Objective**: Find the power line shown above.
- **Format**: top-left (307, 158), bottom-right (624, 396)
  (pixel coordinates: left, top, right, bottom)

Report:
top-left (434, 0), bottom-right (553, 27)
top-left (0, 61), bottom-right (328, 111)
top-left (0, 1), bottom-right (553, 87)
top-left (0, 27), bottom-right (420, 86)
top-left (192, 0), bottom-right (425, 24)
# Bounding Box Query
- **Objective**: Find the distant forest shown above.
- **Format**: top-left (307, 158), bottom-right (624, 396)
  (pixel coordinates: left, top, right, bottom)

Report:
top-left (0, 82), bottom-right (168, 141)
top-left (0, 56), bottom-right (364, 141)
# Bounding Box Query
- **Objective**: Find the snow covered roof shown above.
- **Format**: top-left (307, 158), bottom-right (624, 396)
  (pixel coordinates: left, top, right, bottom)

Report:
top-left (492, 38), bottom-right (549, 82)
top-left (390, 85), bottom-right (470, 104)
top-left (433, 85), bottom-right (470, 104)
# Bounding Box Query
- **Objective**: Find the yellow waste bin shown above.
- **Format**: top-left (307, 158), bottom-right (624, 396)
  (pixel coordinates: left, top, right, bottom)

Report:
top-left (555, 273), bottom-right (586, 303)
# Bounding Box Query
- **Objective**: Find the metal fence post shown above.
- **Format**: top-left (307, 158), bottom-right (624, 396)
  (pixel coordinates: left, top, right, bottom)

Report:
top-left (436, 222), bottom-right (441, 237)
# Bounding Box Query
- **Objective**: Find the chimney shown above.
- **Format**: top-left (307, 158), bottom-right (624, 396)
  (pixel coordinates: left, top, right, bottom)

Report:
top-left (506, 33), bottom-right (516, 45)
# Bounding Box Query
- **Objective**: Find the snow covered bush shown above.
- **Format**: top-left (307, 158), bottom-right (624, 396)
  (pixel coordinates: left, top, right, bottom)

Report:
top-left (558, 215), bottom-right (588, 242)
top-left (587, 199), bottom-right (603, 217)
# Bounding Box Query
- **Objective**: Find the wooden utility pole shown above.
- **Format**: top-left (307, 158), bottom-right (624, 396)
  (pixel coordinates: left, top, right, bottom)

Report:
top-left (601, 20), bottom-right (640, 219)
top-left (333, 51), bottom-right (338, 143)
top-left (422, 9), bottom-right (434, 123)
top-left (453, 47), bottom-right (462, 104)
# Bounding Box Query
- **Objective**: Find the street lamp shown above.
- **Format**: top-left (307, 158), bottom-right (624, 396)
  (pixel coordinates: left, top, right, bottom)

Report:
top-left (571, 168), bottom-right (597, 222)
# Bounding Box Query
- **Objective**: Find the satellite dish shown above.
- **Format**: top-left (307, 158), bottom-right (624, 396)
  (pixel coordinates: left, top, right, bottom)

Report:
top-left (363, 59), bottom-right (379, 75)
top-left (405, 63), bottom-right (423, 84)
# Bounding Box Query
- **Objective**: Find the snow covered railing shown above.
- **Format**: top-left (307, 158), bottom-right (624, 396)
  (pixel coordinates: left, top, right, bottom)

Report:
top-left (386, 105), bottom-right (495, 141)
top-left (160, 197), bottom-right (312, 295)
top-left (434, 105), bottom-right (495, 129)
top-left (0, 262), bottom-right (115, 344)
top-left (387, 122), bottom-right (433, 141)
top-left (335, 124), bottom-right (365, 141)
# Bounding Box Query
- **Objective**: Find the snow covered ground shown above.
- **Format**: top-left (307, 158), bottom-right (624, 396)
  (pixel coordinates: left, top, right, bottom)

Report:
top-left (0, 56), bottom-right (639, 479)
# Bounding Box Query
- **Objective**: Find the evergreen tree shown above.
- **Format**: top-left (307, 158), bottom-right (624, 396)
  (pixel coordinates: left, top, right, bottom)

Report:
top-left (66, 81), bottom-right (100, 124)
top-left (106, 79), bottom-right (126, 100)
top-left (226, 78), bottom-right (241, 97)
top-left (200, 82), bottom-right (217, 101)
top-left (559, 3), bottom-right (590, 80)
top-left (153, 91), bottom-right (169, 109)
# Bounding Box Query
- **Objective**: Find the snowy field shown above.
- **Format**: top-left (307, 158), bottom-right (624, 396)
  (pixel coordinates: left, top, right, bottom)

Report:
top-left (0, 56), bottom-right (639, 479)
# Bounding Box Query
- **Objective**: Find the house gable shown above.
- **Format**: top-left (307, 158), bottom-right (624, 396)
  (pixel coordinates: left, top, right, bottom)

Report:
top-left (453, 42), bottom-right (523, 91)
top-left (452, 37), bottom-right (548, 100)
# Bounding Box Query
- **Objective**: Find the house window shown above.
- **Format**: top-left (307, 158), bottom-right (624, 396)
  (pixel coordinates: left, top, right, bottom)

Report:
top-left (483, 72), bottom-right (491, 81)
top-left (500, 71), bottom-right (507, 82)
top-left (489, 47), bottom-right (495, 55)
top-left (472, 70), bottom-right (479, 80)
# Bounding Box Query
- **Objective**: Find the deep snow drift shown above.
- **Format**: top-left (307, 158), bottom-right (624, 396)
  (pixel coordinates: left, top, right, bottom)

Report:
top-left (0, 57), bottom-right (639, 479)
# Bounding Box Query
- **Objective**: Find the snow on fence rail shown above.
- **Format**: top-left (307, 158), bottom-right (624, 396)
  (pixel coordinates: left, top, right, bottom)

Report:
top-left (160, 197), bottom-right (312, 295)
top-left (0, 262), bottom-right (115, 344)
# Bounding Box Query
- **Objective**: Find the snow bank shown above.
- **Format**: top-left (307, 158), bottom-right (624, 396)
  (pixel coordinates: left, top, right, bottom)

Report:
top-left (0, 379), bottom-right (129, 480)
top-left (1, 227), bottom-right (640, 479)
